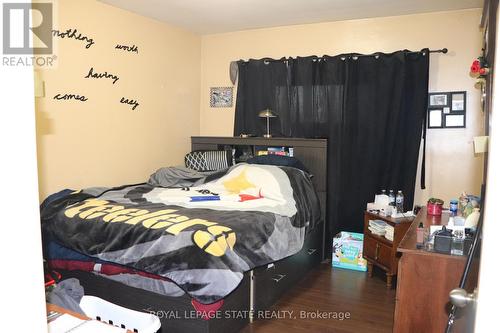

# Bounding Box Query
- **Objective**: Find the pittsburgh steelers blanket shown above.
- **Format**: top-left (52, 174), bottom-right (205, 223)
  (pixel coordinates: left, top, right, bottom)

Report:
top-left (41, 164), bottom-right (320, 303)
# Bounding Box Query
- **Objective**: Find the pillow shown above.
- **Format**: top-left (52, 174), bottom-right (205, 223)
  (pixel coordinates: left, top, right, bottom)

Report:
top-left (246, 155), bottom-right (309, 174)
top-left (185, 150), bottom-right (233, 171)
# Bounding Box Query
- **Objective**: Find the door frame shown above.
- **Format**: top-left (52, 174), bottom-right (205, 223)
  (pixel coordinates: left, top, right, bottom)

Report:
top-left (474, 2), bottom-right (500, 331)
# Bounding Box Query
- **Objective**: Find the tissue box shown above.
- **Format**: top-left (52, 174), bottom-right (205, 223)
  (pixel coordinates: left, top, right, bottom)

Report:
top-left (332, 232), bottom-right (367, 272)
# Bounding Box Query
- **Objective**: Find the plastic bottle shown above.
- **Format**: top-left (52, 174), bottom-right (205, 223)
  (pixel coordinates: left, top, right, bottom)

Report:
top-left (449, 199), bottom-right (458, 217)
top-left (396, 190), bottom-right (404, 213)
top-left (416, 222), bottom-right (425, 247)
top-left (388, 190), bottom-right (396, 207)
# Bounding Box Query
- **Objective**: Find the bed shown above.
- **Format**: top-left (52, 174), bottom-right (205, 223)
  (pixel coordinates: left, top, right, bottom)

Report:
top-left (42, 137), bottom-right (327, 333)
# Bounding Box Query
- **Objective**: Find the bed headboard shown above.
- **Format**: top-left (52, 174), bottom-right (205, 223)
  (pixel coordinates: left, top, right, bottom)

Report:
top-left (190, 136), bottom-right (328, 226)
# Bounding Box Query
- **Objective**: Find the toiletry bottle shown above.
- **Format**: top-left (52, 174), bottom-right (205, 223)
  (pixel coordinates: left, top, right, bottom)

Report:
top-left (396, 190), bottom-right (404, 213)
top-left (388, 190), bottom-right (395, 207)
top-left (416, 222), bottom-right (425, 248)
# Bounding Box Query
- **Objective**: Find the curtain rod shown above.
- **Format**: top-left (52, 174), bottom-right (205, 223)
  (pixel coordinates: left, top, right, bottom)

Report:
top-left (238, 48), bottom-right (448, 63)
top-left (339, 48), bottom-right (448, 59)
top-left (429, 48), bottom-right (448, 54)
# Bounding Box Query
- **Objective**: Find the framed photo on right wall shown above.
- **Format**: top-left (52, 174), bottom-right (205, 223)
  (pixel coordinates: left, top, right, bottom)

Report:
top-left (428, 91), bottom-right (466, 129)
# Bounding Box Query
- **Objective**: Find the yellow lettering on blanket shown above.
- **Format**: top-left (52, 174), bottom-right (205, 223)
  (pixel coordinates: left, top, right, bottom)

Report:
top-left (142, 213), bottom-right (178, 228)
top-left (124, 210), bottom-right (178, 225)
top-left (65, 199), bottom-right (112, 218)
top-left (63, 199), bottom-right (236, 256)
top-left (102, 208), bottom-right (150, 223)
top-left (166, 218), bottom-right (216, 235)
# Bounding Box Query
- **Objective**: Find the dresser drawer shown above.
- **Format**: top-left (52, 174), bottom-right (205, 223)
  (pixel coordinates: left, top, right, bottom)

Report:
top-left (254, 254), bottom-right (298, 311)
top-left (254, 223), bottom-right (323, 311)
top-left (363, 235), bottom-right (392, 269)
top-left (297, 223), bottom-right (323, 269)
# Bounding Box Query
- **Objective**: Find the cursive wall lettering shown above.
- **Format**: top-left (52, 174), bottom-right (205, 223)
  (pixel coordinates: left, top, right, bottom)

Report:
top-left (115, 44), bottom-right (139, 54)
top-left (54, 93), bottom-right (88, 102)
top-left (120, 97), bottom-right (139, 110)
top-left (52, 28), bottom-right (95, 49)
top-left (84, 67), bottom-right (119, 84)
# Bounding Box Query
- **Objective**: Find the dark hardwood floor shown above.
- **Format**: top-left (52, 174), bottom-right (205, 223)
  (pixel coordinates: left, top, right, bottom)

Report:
top-left (241, 263), bottom-right (396, 333)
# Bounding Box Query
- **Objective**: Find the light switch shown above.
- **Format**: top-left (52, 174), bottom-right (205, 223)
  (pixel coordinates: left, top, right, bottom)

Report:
top-left (473, 136), bottom-right (489, 153)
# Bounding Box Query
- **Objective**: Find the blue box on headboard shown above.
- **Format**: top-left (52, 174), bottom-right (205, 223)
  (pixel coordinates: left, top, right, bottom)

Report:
top-left (332, 232), bottom-right (367, 272)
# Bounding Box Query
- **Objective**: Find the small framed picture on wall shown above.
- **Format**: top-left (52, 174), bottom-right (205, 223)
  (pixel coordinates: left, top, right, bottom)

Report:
top-left (210, 87), bottom-right (233, 107)
top-left (428, 91), bottom-right (466, 129)
top-left (445, 114), bottom-right (465, 128)
top-left (451, 92), bottom-right (466, 111)
top-left (428, 109), bottom-right (443, 128)
top-left (429, 93), bottom-right (448, 107)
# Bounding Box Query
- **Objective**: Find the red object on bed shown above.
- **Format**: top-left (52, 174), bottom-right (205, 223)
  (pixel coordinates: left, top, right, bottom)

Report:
top-left (49, 259), bottom-right (226, 319)
top-left (191, 299), bottom-right (225, 320)
top-left (48, 259), bottom-right (170, 281)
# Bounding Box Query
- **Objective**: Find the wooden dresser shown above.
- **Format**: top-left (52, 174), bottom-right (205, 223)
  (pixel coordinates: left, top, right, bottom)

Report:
top-left (362, 211), bottom-right (413, 288)
top-left (393, 210), bottom-right (474, 333)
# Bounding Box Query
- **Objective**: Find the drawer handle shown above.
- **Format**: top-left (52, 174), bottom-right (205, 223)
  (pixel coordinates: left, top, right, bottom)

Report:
top-left (272, 274), bottom-right (286, 283)
top-left (375, 243), bottom-right (380, 260)
top-left (307, 248), bottom-right (317, 255)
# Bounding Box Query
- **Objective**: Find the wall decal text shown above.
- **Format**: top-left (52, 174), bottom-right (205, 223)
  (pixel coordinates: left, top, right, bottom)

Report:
top-left (84, 67), bottom-right (119, 84)
top-left (120, 97), bottom-right (139, 110)
top-left (115, 44), bottom-right (139, 54)
top-left (52, 28), bottom-right (95, 49)
top-left (54, 93), bottom-right (88, 102)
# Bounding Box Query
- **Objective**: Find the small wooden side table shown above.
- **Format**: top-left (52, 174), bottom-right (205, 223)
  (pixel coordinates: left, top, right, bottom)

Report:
top-left (362, 211), bottom-right (414, 288)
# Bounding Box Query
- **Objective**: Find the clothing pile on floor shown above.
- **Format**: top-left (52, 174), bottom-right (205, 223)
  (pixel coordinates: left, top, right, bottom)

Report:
top-left (368, 220), bottom-right (394, 241)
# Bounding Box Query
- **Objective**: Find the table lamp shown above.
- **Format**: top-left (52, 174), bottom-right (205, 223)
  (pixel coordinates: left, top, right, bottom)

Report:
top-left (258, 109), bottom-right (277, 138)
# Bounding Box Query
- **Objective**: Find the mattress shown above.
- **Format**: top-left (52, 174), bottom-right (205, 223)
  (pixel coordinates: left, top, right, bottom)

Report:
top-left (41, 164), bottom-right (321, 304)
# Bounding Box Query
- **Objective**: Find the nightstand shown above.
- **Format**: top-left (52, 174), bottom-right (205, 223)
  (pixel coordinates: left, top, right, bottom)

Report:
top-left (362, 211), bottom-right (413, 288)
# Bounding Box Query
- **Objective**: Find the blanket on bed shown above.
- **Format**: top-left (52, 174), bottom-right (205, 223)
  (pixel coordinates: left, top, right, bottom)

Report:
top-left (41, 164), bottom-right (320, 303)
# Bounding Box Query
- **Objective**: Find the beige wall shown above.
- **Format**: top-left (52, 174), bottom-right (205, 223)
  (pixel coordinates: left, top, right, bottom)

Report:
top-left (36, 5), bottom-right (484, 205)
top-left (200, 9), bottom-right (485, 205)
top-left (35, 0), bottom-right (201, 199)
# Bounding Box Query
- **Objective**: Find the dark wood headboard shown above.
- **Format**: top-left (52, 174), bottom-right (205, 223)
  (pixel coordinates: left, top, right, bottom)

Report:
top-left (190, 136), bottom-right (328, 226)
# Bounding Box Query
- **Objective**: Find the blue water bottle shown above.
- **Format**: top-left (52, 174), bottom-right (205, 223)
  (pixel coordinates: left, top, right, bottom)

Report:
top-left (450, 199), bottom-right (458, 216)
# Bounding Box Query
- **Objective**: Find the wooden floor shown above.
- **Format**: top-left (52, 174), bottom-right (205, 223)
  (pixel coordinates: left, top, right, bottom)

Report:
top-left (241, 263), bottom-right (396, 333)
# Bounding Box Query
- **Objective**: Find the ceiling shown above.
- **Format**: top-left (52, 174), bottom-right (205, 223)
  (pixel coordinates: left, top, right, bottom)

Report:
top-left (99, 0), bottom-right (483, 35)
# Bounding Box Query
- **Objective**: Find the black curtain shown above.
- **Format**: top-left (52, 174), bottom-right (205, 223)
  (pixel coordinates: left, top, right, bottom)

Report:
top-left (234, 58), bottom-right (289, 137)
top-left (234, 51), bottom-right (429, 256)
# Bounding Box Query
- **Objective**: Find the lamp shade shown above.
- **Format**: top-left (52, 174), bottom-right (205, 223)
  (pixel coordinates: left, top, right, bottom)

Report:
top-left (258, 109), bottom-right (277, 118)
